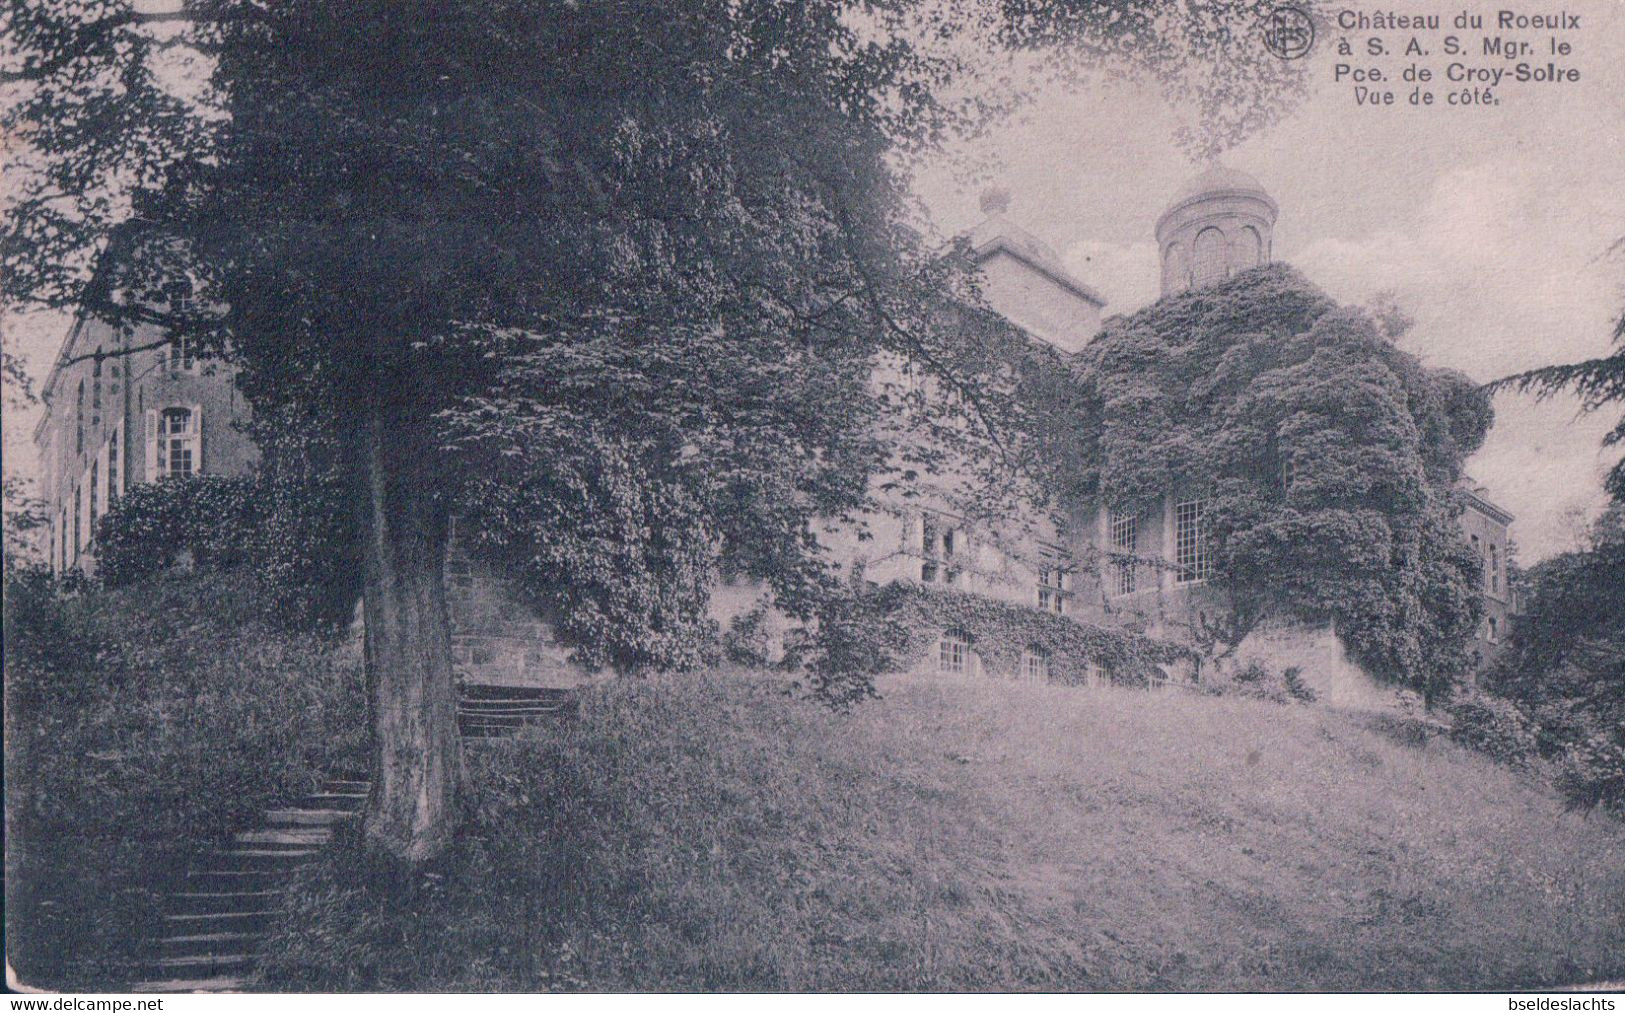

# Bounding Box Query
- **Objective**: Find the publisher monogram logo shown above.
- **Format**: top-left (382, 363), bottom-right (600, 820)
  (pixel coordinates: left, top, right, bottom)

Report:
top-left (1261, 5), bottom-right (1315, 59)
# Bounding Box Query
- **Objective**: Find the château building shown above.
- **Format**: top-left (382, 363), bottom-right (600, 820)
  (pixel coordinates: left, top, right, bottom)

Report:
top-left (33, 167), bottom-right (1517, 691)
top-left (33, 258), bottom-right (258, 577)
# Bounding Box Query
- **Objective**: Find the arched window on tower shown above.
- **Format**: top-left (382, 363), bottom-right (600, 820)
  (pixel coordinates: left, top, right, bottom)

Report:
top-left (1162, 243), bottom-right (1189, 294)
top-left (1192, 227), bottom-right (1227, 287)
top-left (1236, 226), bottom-right (1264, 271)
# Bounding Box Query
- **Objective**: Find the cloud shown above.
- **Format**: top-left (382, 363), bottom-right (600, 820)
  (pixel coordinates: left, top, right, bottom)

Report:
top-left (1297, 159), bottom-right (1623, 560)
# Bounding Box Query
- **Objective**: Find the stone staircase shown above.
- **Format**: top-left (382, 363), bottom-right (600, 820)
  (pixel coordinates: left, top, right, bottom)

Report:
top-left (127, 684), bottom-right (575, 992)
top-left (457, 684), bottom-right (579, 737)
top-left (129, 777), bottom-right (369, 993)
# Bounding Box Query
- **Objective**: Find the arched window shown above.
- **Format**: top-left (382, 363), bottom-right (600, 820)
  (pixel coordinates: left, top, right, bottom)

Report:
top-left (1236, 226), bottom-right (1264, 271)
top-left (938, 627), bottom-right (973, 676)
top-left (1192, 227), bottom-right (1228, 287)
top-left (1486, 616), bottom-right (1499, 644)
top-left (76, 379), bottom-right (85, 454)
top-left (1020, 646), bottom-right (1049, 684)
top-left (1162, 243), bottom-right (1189, 294)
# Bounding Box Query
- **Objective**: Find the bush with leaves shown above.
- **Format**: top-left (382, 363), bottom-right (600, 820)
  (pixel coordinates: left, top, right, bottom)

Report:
top-left (1072, 265), bottom-right (1492, 703)
top-left (783, 580), bottom-right (1188, 703)
top-left (92, 463), bottom-right (359, 631)
top-left (454, 440), bottom-right (722, 675)
top-left (1480, 506), bottom-right (1625, 816)
top-left (94, 476), bottom-right (257, 586)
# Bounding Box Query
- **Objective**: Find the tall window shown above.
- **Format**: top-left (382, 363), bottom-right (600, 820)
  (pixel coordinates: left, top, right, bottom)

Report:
top-left (1109, 511), bottom-right (1138, 595)
top-left (76, 379), bottom-right (85, 454)
top-left (1162, 243), bottom-right (1189, 294)
top-left (938, 628), bottom-right (973, 676)
top-left (1174, 498), bottom-right (1211, 584)
top-left (92, 349), bottom-right (103, 411)
top-left (73, 485), bottom-right (81, 555)
top-left (89, 459), bottom-right (98, 534)
top-left (169, 335), bottom-right (197, 373)
top-left (1020, 646), bottom-right (1049, 684)
top-left (1083, 659), bottom-right (1110, 688)
top-left (1037, 559), bottom-right (1070, 615)
top-left (919, 513), bottom-right (960, 586)
top-left (1486, 616), bottom-right (1500, 644)
top-left (106, 427), bottom-right (119, 504)
top-left (1489, 543), bottom-right (1501, 595)
top-left (157, 407), bottom-right (198, 479)
top-left (1192, 227), bottom-right (1227, 287)
top-left (1237, 226), bottom-right (1264, 269)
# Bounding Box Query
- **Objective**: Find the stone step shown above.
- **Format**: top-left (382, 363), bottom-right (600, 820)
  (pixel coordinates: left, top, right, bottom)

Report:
top-left (155, 931), bottom-right (263, 957)
top-left (264, 808), bottom-right (358, 826)
top-left (159, 931), bottom-right (262, 947)
top-left (130, 977), bottom-right (252, 993)
top-left (153, 953), bottom-right (254, 972)
top-left (187, 867), bottom-right (282, 882)
top-left (213, 849), bottom-right (319, 870)
top-left (325, 779), bottom-right (370, 792)
top-left (164, 910), bottom-right (273, 928)
top-left (459, 685), bottom-right (576, 699)
top-left (168, 890), bottom-right (282, 915)
top-left (233, 829), bottom-right (332, 847)
top-left (303, 792), bottom-right (366, 808)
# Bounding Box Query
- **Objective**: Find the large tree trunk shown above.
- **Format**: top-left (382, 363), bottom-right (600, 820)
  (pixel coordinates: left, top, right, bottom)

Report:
top-left (359, 407), bottom-right (463, 862)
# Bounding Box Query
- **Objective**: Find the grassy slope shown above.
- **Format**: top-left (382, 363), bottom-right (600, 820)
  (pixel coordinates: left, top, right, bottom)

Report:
top-left (4, 574), bottom-right (365, 990)
top-left (263, 671), bottom-right (1625, 992)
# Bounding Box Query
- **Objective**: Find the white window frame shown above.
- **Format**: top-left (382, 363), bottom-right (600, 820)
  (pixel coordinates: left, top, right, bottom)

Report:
top-left (1019, 646), bottom-right (1049, 684)
top-left (168, 334), bottom-right (198, 373)
top-left (1109, 511), bottom-right (1138, 596)
top-left (148, 405), bottom-right (202, 481)
top-left (1037, 554), bottom-right (1071, 615)
top-left (938, 628), bottom-right (973, 676)
top-left (1174, 498), bottom-right (1211, 585)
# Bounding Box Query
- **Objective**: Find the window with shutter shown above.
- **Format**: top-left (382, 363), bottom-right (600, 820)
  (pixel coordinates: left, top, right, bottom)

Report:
top-left (157, 406), bottom-right (198, 478)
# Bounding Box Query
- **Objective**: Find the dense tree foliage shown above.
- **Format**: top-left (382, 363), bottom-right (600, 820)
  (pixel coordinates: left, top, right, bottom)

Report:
top-left (1072, 265), bottom-right (1493, 701)
top-left (3, 0), bottom-right (1311, 859)
top-left (1483, 506), bottom-right (1625, 815)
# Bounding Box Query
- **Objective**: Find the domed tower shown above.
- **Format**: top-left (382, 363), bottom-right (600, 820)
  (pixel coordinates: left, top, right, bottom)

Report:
top-left (1156, 166), bottom-right (1278, 296)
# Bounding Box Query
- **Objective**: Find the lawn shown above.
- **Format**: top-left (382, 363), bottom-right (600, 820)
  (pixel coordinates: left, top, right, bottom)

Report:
top-left (259, 669), bottom-right (1625, 991)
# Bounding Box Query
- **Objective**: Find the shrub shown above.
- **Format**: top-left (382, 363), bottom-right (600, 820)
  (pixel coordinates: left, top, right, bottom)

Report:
top-left (782, 580), bottom-right (1189, 700)
top-left (95, 476), bottom-right (257, 586)
top-left (1478, 511), bottom-right (1625, 816)
top-left (4, 571), bottom-right (366, 989)
top-left (93, 473), bottom-right (361, 631)
top-left (1446, 691), bottom-right (1541, 771)
top-left (1202, 659), bottom-right (1319, 705)
top-left (721, 605), bottom-right (775, 668)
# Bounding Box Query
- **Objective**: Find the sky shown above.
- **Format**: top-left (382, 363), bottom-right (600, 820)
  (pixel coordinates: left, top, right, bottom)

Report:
top-left (913, 0), bottom-right (1625, 561)
top-left (5, 0), bottom-right (1623, 562)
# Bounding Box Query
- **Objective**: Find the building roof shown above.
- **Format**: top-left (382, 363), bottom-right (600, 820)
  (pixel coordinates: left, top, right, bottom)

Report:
top-left (965, 192), bottom-right (1105, 308)
top-left (1169, 165), bottom-right (1271, 205)
top-left (1157, 165), bottom-right (1279, 235)
top-left (1459, 477), bottom-right (1515, 525)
